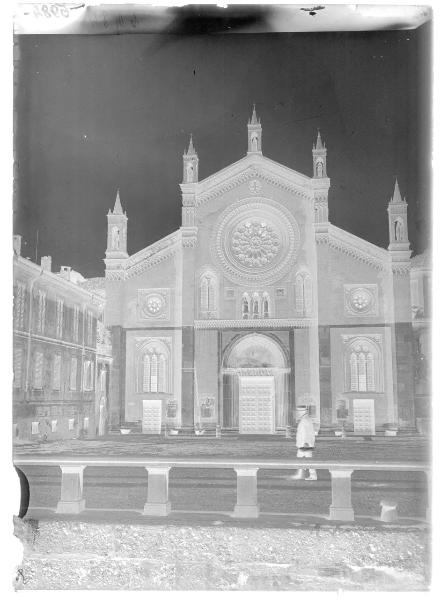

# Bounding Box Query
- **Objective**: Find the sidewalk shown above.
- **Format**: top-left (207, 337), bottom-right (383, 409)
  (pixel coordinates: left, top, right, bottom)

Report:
top-left (14, 434), bottom-right (430, 461)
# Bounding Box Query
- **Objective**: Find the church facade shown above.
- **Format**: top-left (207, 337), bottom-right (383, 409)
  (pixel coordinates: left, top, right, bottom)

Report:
top-left (104, 108), bottom-right (417, 435)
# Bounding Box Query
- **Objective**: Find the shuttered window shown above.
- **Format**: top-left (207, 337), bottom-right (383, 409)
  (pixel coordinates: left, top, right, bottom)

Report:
top-left (52, 354), bottom-right (61, 390)
top-left (33, 351), bottom-right (44, 389)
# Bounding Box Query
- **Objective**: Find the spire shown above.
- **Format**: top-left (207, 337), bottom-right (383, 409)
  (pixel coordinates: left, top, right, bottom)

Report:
top-left (314, 128), bottom-right (325, 150)
top-left (113, 188), bottom-right (124, 215)
top-left (185, 134), bottom-right (197, 157)
top-left (391, 177), bottom-right (403, 204)
top-left (249, 104), bottom-right (260, 125)
top-left (247, 104), bottom-right (262, 154)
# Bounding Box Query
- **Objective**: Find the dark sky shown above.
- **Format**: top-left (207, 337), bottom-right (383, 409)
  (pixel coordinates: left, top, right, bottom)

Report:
top-left (14, 23), bottom-right (431, 278)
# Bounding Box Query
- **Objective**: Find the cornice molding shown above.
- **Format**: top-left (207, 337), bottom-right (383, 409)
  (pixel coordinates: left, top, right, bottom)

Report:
top-left (316, 225), bottom-right (390, 271)
top-left (124, 230), bottom-right (181, 279)
top-left (13, 257), bottom-right (100, 304)
top-left (196, 163), bottom-right (313, 208)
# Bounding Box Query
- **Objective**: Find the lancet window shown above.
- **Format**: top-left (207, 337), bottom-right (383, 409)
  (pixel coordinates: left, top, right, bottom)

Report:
top-left (295, 271), bottom-right (312, 316)
top-left (139, 341), bottom-right (171, 394)
top-left (346, 338), bottom-right (382, 393)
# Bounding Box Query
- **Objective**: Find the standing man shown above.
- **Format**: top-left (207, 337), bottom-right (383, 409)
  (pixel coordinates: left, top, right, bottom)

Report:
top-left (289, 405), bottom-right (318, 481)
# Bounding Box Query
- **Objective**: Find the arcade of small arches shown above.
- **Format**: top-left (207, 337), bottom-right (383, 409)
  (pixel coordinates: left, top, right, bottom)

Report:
top-left (197, 269), bottom-right (313, 319)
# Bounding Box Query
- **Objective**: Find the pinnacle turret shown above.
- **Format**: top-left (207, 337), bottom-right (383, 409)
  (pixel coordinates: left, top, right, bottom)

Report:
top-left (391, 178), bottom-right (403, 204)
top-left (112, 189), bottom-right (124, 215)
top-left (312, 129), bottom-right (327, 178)
top-left (313, 129), bottom-right (325, 151)
top-left (185, 134), bottom-right (197, 157)
top-left (248, 104), bottom-right (260, 125)
top-left (247, 104), bottom-right (262, 154)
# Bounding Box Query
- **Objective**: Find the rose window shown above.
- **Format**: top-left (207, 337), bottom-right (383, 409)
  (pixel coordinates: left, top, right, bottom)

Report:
top-left (231, 221), bottom-right (280, 268)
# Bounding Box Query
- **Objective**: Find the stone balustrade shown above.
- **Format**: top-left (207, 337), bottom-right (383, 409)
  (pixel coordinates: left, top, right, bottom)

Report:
top-left (14, 456), bottom-right (430, 522)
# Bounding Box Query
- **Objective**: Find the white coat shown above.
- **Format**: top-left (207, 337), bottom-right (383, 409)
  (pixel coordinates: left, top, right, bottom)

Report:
top-left (296, 414), bottom-right (316, 449)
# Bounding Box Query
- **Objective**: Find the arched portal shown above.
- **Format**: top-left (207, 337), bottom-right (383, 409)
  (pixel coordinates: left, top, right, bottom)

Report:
top-left (222, 334), bottom-right (290, 433)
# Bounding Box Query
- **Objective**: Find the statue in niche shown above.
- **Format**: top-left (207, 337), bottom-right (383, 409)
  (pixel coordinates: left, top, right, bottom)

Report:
top-left (316, 160), bottom-right (324, 178)
top-left (242, 297), bottom-right (249, 319)
top-left (251, 132), bottom-right (259, 151)
top-left (394, 218), bottom-right (404, 241)
top-left (111, 226), bottom-right (120, 250)
top-left (186, 162), bottom-right (194, 182)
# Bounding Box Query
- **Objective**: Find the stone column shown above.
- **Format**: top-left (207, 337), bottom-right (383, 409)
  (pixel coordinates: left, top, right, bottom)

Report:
top-left (294, 326), bottom-right (320, 423)
top-left (329, 469), bottom-right (354, 521)
top-left (56, 465), bottom-right (86, 514)
top-left (181, 327), bottom-right (195, 432)
top-left (144, 467), bottom-right (171, 516)
top-left (233, 467), bottom-right (259, 518)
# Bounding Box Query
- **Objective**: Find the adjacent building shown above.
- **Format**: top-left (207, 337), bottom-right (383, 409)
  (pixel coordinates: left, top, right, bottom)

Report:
top-left (103, 108), bottom-right (429, 436)
top-left (13, 236), bottom-right (111, 440)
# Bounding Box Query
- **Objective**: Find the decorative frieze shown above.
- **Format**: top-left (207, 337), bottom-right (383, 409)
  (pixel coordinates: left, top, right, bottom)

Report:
top-left (316, 225), bottom-right (390, 271)
top-left (194, 318), bottom-right (317, 329)
top-left (196, 165), bottom-right (310, 208)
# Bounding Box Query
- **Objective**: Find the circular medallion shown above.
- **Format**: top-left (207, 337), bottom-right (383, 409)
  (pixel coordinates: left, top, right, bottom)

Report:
top-left (211, 198), bottom-right (300, 285)
top-left (248, 179), bottom-right (262, 194)
top-left (348, 287), bottom-right (373, 314)
top-left (146, 295), bottom-right (163, 314)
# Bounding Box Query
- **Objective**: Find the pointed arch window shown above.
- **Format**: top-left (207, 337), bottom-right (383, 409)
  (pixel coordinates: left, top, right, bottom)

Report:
top-left (346, 338), bottom-right (381, 393)
top-left (139, 342), bottom-right (171, 394)
top-left (242, 294), bottom-right (250, 319)
top-left (295, 271), bottom-right (312, 316)
top-left (199, 271), bottom-right (218, 317)
top-left (262, 293), bottom-right (270, 318)
top-left (252, 293), bottom-right (260, 319)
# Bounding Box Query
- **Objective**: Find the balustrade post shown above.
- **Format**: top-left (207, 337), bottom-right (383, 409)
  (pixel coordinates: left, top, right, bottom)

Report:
top-left (328, 469), bottom-right (354, 521)
top-left (233, 467), bottom-right (259, 518)
top-left (56, 465), bottom-right (86, 514)
top-left (144, 467), bottom-right (171, 516)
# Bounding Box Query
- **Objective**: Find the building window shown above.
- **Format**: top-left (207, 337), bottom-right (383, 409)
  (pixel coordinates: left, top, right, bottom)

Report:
top-left (242, 294), bottom-right (250, 319)
top-left (242, 292), bottom-right (270, 319)
top-left (73, 306), bottom-right (80, 342)
top-left (70, 357), bottom-right (78, 390)
top-left (33, 351), bottom-right (44, 389)
top-left (295, 272), bottom-right (312, 316)
top-left (252, 293), bottom-right (260, 319)
top-left (199, 271), bottom-right (217, 317)
top-left (37, 290), bottom-right (46, 334)
top-left (139, 344), bottom-right (170, 393)
top-left (262, 293), bottom-right (270, 318)
top-left (52, 354), bottom-right (61, 390)
top-left (86, 311), bottom-right (93, 346)
top-left (14, 282), bottom-right (26, 329)
top-left (83, 359), bottom-right (94, 391)
top-left (346, 338), bottom-right (381, 393)
top-left (56, 298), bottom-right (64, 338)
top-left (13, 347), bottom-right (23, 388)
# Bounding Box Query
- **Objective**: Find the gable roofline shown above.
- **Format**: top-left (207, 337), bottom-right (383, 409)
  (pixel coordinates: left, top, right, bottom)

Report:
top-left (196, 153), bottom-right (312, 193)
top-left (125, 229), bottom-right (181, 277)
top-left (316, 224), bottom-right (391, 270)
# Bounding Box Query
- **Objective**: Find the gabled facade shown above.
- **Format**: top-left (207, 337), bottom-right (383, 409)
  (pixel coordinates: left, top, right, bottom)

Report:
top-left (104, 109), bottom-right (419, 435)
